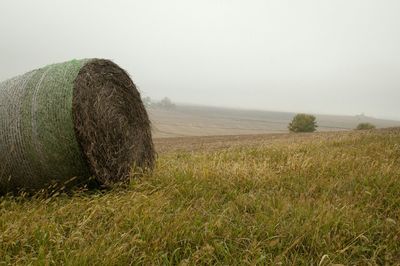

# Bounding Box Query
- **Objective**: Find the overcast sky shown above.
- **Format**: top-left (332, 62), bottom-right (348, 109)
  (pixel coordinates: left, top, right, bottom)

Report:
top-left (1, 0), bottom-right (399, 119)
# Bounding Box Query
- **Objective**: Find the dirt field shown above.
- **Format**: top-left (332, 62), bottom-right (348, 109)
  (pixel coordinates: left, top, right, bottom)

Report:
top-left (149, 105), bottom-right (400, 138)
top-left (154, 129), bottom-right (380, 154)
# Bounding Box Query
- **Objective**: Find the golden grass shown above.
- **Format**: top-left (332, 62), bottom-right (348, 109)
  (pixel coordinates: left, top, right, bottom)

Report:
top-left (1, 129), bottom-right (400, 265)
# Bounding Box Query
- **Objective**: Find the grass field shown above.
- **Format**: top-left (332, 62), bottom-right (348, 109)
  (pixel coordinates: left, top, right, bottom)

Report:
top-left (1, 128), bottom-right (400, 265)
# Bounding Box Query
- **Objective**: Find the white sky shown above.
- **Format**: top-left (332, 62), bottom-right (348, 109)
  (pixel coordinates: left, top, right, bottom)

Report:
top-left (1, 0), bottom-right (399, 119)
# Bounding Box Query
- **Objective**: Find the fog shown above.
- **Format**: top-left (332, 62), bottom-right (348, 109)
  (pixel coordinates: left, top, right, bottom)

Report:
top-left (1, 0), bottom-right (399, 120)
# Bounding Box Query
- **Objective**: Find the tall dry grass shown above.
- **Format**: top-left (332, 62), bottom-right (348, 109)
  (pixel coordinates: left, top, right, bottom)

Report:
top-left (1, 129), bottom-right (399, 265)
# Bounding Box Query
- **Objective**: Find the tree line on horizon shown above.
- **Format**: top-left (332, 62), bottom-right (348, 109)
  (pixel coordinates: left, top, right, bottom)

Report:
top-left (143, 96), bottom-right (176, 110)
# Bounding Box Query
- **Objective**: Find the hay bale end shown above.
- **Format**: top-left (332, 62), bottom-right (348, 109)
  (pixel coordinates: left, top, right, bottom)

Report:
top-left (0, 59), bottom-right (154, 193)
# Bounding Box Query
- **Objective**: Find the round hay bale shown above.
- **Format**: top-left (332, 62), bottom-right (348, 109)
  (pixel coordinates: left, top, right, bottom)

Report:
top-left (0, 59), bottom-right (154, 194)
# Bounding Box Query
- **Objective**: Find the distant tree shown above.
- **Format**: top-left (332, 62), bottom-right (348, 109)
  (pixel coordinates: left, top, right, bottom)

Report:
top-left (356, 123), bottom-right (376, 130)
top-left (157, 97), bottom-right (176, 110)
top-left (288, 114), bottom-right (317, 133)
top-left (142, 96), bottom-right (152, 108)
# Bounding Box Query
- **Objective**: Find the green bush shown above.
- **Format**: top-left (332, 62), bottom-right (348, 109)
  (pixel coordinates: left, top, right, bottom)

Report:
top-left (288, 113), bottom-right (317, 133)
top-left (356, 123), bottom-right (376, 130)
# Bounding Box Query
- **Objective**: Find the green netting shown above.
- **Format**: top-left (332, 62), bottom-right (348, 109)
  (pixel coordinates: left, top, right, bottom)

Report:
top-left (0, 59), bottom-right (91, 193)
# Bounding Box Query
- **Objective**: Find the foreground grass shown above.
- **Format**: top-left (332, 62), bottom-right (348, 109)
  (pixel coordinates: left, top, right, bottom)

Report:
top-left (1, 129), bottom-right (400, 265)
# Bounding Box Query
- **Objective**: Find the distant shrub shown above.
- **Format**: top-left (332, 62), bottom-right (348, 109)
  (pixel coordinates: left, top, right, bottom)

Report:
top-left (155, 97), bottom-right (176, 110)
top-left (356, 123), bottom-right (376, 130)
top-left (288, 113), bottom-right (317, 133)
top-left (142, 96), bottom-right (152, 108)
